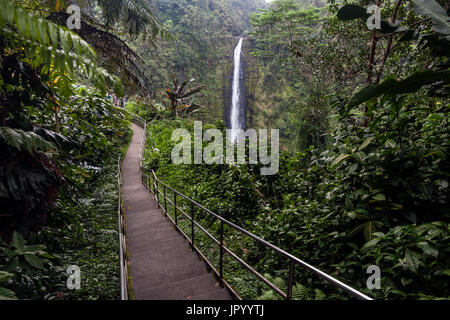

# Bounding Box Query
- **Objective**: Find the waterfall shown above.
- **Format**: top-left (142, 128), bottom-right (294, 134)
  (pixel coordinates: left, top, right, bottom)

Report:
top-left (229, 37), bottom-right (244, 143)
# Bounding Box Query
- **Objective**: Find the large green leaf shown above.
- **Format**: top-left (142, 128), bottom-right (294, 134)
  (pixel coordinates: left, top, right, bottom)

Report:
top-left (379, 21), bottom-right (409, 34)
top-left (353, 151), bottom-right (366, 164)
top-left (331, 153), bottom-right (352, 167)
top-left (358, 137), bottom-right (375, 151)
top-left (2, 257), bottom-right (19, 272)
top-left (0, 0), bottom-right (119, 96)
top-left (361, 238), bottom-right (380, 251)
top-left (24, 254), bottom-right (44, 270)
top-left (410, 0), bottom-right (450, 35)
top-left (12, 232), bottom-right (25, 252)
top-left (0, 0), bottom-right (96, 60)
top-left (417, 242), bottom-right (439, 258)
top-left (348, 69), bottom-right (450, 108)
top-left (337, 4), bottom-right (409, 34)
top-left (337, 4), bottom-right (368, 21)
top-left (404, 249), bottom-right (421, 273)
top-left (372, 193), bottom-right (386, 201)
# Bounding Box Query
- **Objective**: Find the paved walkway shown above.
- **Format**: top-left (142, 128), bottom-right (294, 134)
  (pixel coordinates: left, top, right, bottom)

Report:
top-left (121, 124), bottom-right (231, 300)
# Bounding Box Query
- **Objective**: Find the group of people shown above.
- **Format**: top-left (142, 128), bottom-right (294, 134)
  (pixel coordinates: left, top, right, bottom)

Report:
top-left (106, 92), bottom-right (127, 108)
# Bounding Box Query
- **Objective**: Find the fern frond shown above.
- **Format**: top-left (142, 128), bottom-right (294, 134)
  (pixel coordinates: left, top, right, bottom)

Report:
top-left (314, 288), bottom-right (326, 300)
top-left (258, 274), bottom-right (327, 301)
top-left (0, 0), bottom-right (116, 93)
top-left (381, 277), bottom-right (394, 298)
top-left (0, 126), bottom-right (56, 154)
top-left (272, 276), bottom-right (287, 294)
top-left (257, 290), bottom-right (280, 300)
top-left (292, 283), bottom-right (312, 300)
top-left (0, 0), bottom-right (96, 60)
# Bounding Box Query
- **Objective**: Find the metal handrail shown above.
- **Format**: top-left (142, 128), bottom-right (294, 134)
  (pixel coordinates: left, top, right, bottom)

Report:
top-left (117, 156), bottom-right (128, 300)
top-left (129, 114), bottom-right (373, 301)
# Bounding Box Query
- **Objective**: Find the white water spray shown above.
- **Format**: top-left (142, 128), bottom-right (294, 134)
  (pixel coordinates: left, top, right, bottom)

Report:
top-left (229, 37), bottom-right (244, 142)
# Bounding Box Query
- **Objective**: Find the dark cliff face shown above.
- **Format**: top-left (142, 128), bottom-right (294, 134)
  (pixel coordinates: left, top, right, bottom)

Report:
top-left (242, 37), bottom-right (274, 131)
top-left (240, 46), bottom-right (248, 132)
top-left (241, 37), bottom-right (296, 135)
top-left (242, 38), bottom-right (257, 130)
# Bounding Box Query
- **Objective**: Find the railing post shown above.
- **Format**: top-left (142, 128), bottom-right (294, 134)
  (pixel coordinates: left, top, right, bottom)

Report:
top-left (151, 174), bottom-right (154, 193)
top-left (156, 180), bottom-right (159, 206)
top-left (191, 202), bottom-right (195, 247)
top-left (174, 193), bottom-right (178, 226)
top-left (152, 176), bottom-right (154, 192)
top-left (287, 259), bottom-right (294, 300)
top-left (163, 185), bottom-right (167, 216)
top-left (219, 220), bottom-right (224, 281)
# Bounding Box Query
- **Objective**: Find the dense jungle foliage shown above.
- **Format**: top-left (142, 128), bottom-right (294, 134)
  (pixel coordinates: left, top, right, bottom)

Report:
top-left (1, 0), bottom-right (449, 301)
top-left (140, 0), bottom-right (449, 300)
top-left (0, 0), bottom-right (135, 299)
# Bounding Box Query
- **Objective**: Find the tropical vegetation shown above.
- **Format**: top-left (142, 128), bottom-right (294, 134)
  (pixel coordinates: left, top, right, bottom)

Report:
top-left (0, 0), bottom-right (448, 300)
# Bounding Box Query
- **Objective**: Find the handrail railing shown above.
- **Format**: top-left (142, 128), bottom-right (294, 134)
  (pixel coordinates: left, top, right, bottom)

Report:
top-left (117, 156), bottom-right (128, 300)
top-left (128, 113), bottom-right (373, 301)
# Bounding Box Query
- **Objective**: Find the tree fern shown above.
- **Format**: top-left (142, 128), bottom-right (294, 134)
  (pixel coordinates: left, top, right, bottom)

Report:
top-left (47, 11), bottom-right (152, 98)
top-left (0, 0), bottom-right (117, 94)
top-left (7, 0), bottom-right (166, 98)
top-left (0, 0), bottom-right (95, 62)
top-left (96, 0), bottom-right (169, 40)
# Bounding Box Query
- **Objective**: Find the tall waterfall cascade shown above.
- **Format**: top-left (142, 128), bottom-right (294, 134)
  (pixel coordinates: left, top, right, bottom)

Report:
top-left (229, 37), bottom-right (245, 143)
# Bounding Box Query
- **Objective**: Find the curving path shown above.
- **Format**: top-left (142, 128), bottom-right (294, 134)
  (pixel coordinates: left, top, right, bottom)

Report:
top-left (121, 124), bottom-right (231, 300)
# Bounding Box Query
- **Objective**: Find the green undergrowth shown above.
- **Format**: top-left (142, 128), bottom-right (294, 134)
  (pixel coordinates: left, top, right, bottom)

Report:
top-left (142, 111), bottom-right (449, 300)
top-left (1, 86), bottom-right (132, 299)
